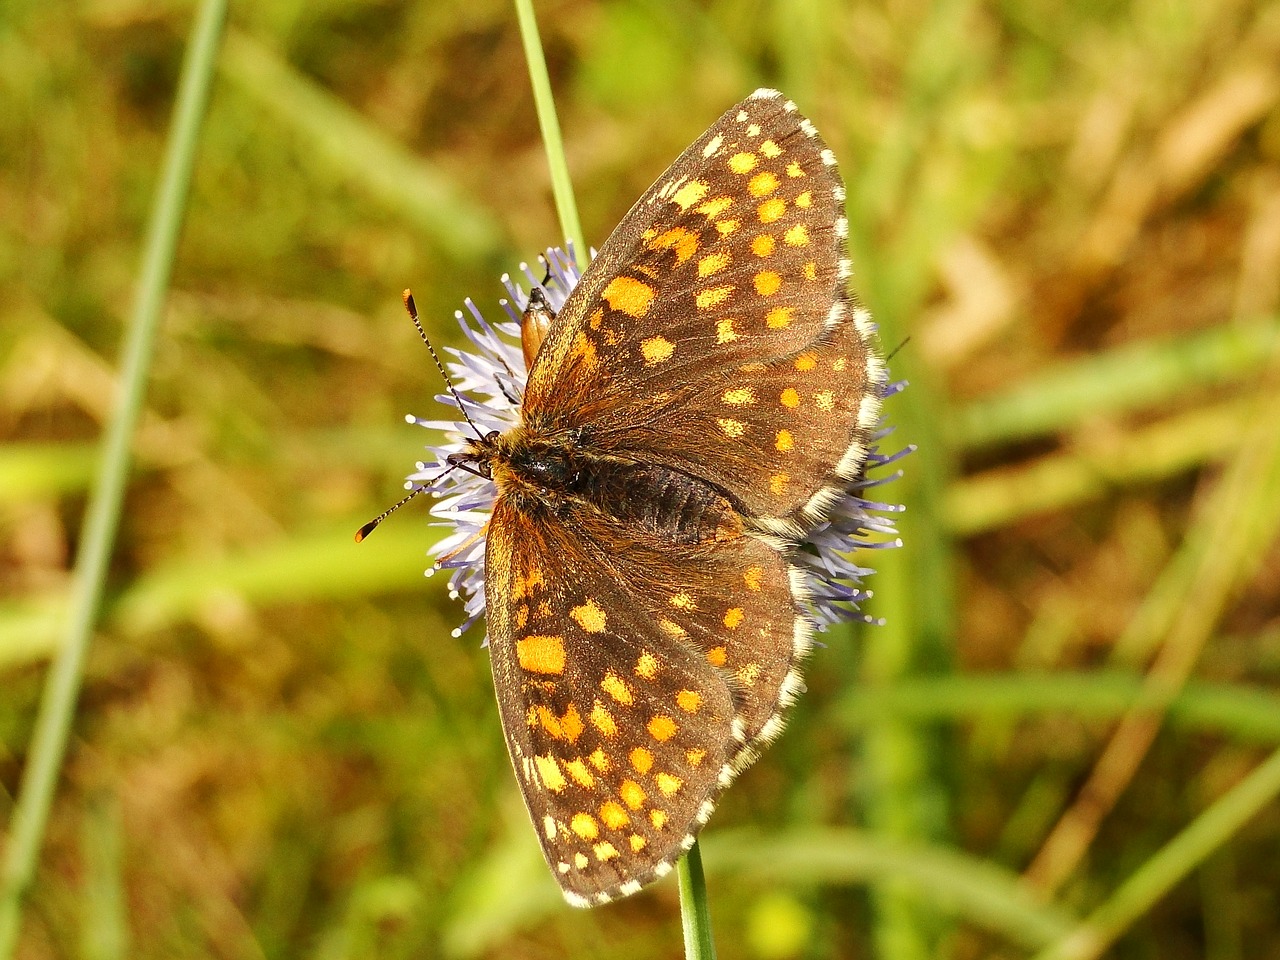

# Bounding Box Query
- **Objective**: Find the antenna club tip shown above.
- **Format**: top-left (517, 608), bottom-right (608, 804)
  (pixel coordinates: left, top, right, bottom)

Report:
top-left (402, 289), bottom-right (417, 312)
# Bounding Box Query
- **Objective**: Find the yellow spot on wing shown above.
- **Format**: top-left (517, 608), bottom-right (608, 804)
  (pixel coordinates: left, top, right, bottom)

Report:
top-left (629, 834), bottom-right (647, 852)
top-left (729, 152), bottom-right (757, 174)
top-left (796, 190), bottom-right (812, 208)
top-left (716, 318), bottom-right (738, 343)
top-left (722, 386), bottom-right (755, 405)
top-left (599, 800), bottom-right (630, 830)
top-left (635, 651), bottom-right (659, 680)
top-left (672, 179), bottom-right (710, 210)
top-left (620, 779), bottom-right (647, 810)
top-left (696, 285), bottom-right (733, 310)
top-left (561, 704), bottom-right (585, 742)
top-left (641, 336), bottom-right (675, 365)
top-left (717, 418), bottom-right (745, 438)
top-left (570, 813), bottom-right (598, 840)
top-left (570, 598), bottom-right (607, 633)
top-left (765, 306), bottom-right (793, 329)
top-left (696, 196), bottom-right (734, 218)
top-left (814, 390), bottom-right (836, 411)
top-left (784, 223), bottom-right (810, 246)
top-left (630, 746), bottom-right (654, 774)
top-left (589, 747), bottom-right (610, 771)
top-left (650, 226), bottom-right (699, 263)
top-left (650, 809), bottom-right (669, 830)
top-left (516, 635), bottom-right (565, 675)
top-left (574, 852), bottom-right (589, 869)
top-left (536, 754), bottom-right (567, 792)
top-left (707, 645), bottom-right (727, 667)
top-left (702, 133), bottom-right (724, 158)
top-left (775, 429), bottom-right (794, 451)
top-left (698, 252), bottom-right (730, 277)
top-left (724, 607), bottom-right (745, 629)
top-left (795, 353), bottom-right (818, 371)
top-left (738, 662), bottom-right (762, 686)
top-left (564, 759), bottom-right (594, 788)
top-left (758, 198), bottom-right (786, 222)
top-left (687, 748), bottom-right (707, 766)
top-left (670, 592), bottom-right (695, 609)
top-left (594, 841), bottom-right (620, 861)
top-left (590, 701), bottom-right (618, 737)
top-left (760, 139), bottom-right (782, 158)
top-left (655, 773), bottom-right (684, 797)
top-left (648, 715), bottom-right (678, 742)
top-left (602, 671), bottom-right (634, 704)
top-left (803, 261), bottom-right (818, 281)
top-left (715, 219), bottom-right (739, 235)
top-left (601, 276), bottom-right (655, 318)
top-left (780, 387), bottom-right (800, 408)
top-left (751, 234), bottom-right (775, 257)
top-left (770, 473), bottom-right (790, 494)
top-left (658, 618), bottom-right (687, 639)
top-left (786, 160), bottom-right (805, 177)
top-left (749, 171), bottom-right (780, 196)
top-left (743, 565), bottom-right (764, 591)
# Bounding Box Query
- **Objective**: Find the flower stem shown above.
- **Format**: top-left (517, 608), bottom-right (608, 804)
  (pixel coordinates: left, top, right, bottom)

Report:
top-left (677, 840), bottom-right (717, 960)
top-left (0, 0), bottom-right (227, 955)
top-left (512, 0), bottom-right (587, 257)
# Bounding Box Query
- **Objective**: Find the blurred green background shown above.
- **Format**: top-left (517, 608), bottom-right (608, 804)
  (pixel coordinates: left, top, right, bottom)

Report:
top-left (4, 0), bottom-right (1280, 957)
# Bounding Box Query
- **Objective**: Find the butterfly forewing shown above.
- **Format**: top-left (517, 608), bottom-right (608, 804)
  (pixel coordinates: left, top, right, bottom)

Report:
top-left (523, 91), bottom-right (848, 427)
top-left (520, 89), bottom-right (881, 525)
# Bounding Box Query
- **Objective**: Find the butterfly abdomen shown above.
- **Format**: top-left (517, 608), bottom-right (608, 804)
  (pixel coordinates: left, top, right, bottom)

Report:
top-left (495, 428), bottom-right (741, 546)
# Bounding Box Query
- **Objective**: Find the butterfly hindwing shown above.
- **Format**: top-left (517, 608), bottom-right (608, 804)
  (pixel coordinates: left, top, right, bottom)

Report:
top-left (484, 488), bottom-right (806, 905)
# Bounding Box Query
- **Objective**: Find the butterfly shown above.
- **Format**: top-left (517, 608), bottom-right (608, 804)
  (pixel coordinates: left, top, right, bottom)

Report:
top-left (434, 89), bottom-right (885, 907)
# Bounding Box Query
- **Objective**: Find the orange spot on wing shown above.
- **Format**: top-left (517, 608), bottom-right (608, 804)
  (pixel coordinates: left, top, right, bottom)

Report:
top-left (516, 634), bottom-right (565, 675)
top-left (723, 607), bottom-right (745, 629)
top-left (754, 271), bottom-right (782, 296)
top-left (647, 715), bottom-right (678, 742)
top-left (601, 276), bottom-right (655, 318)
top-left (630, 746), bottom-right (654, 774)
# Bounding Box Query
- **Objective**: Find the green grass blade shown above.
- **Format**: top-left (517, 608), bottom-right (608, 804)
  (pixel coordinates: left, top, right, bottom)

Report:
top-left (0, 0), bottom-right (228, 953)
top-left (1030, 747), bottom-right (1280, 960)
top-left (513, 0), bottom-right (586, 257)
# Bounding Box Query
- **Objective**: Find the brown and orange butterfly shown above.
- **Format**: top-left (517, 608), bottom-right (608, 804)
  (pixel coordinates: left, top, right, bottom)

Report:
top-left (392, 89), bottom-right (889, 907)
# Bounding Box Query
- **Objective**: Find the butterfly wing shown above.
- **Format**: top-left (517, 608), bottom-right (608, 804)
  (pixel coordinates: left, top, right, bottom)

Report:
top-left (484, 491), bottom-right (808, 905)
top-left (522, 88), bottom-right (883, 527)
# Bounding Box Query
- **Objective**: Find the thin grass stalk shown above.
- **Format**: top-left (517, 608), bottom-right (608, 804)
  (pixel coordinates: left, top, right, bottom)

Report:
top-left (1029, 746), bottom-right (1280, 960)
top-left (677, 840), bottom-right (717, 960)
top-left (509, 3), bottom-right (712, 951)
top-left (513, 0), bottom-right (586, 258)
top-left (0, 0), bottom-right (228, 954)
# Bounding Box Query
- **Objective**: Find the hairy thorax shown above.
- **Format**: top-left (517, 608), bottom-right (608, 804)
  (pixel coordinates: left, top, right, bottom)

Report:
top-left (484, 425), bottom-right (742, 546)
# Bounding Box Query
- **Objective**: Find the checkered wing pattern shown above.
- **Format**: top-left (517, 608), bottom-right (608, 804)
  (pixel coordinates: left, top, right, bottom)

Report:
top-left (522, 89), bottom-right (884, 528)
top-left (472, 89), bottom-right (885, 906)
top-left (485, 491), bottom-right (802, 905)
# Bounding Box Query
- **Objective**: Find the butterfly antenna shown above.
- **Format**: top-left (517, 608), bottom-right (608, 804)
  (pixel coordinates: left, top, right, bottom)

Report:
top-left (402, 290), bottom-right (484, 439)
top-left (355, 485), bottom-right (424, 542)
top-left (354, 458), bottom-right (469, 542)
top-left (885, 335), bottom-right (912, 363)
